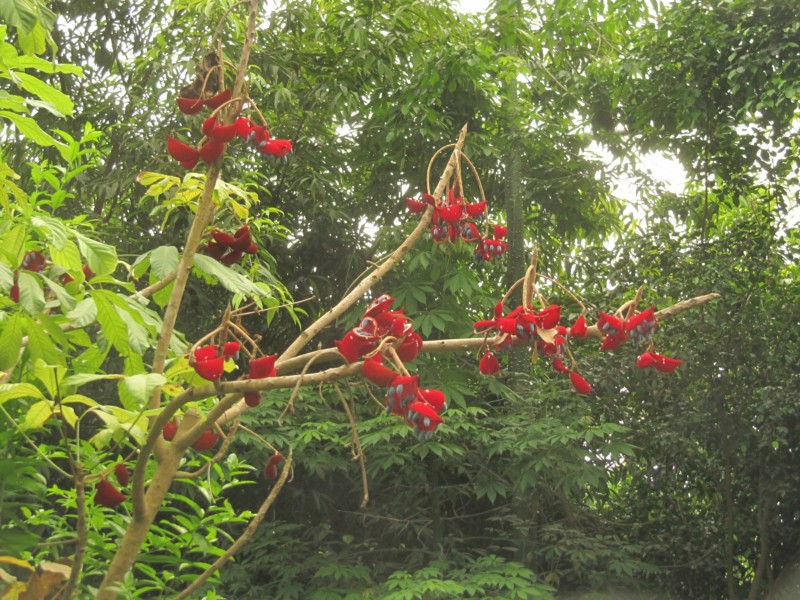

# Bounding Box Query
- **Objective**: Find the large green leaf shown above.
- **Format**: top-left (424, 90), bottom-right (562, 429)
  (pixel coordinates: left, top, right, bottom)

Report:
top-left (150, 245), bottom-right (179, 279)
top-left (66, 297), bottom-right (96, 327)
top-left (0, 313), bottom-right (23, 370)
top-left (0, 382), bottom-right (41, 407)
top-left (13, 71), bottom-right (72, 116)
top-left (0, 2), bottom-right (37, 34)
top-left (73, 232), bottom-right (117, 276)
top-left (193, 253), bottom-right (267, 298)
top-left (0, 109), bottom-right (59, 147)
top-left (91, 290), bottom-right (129, 355)
top-left (119, 373), bottom-right (166, 412)
top-left (16, 270), bottom-right (44, 314)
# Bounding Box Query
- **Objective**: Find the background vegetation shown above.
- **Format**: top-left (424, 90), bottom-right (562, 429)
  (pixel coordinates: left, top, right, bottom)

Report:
top-left (1, 0), bottom-right (799, 598)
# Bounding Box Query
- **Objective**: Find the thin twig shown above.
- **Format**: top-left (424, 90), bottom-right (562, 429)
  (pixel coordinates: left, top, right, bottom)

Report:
top-left (334, 382), bottom-right (369, 508)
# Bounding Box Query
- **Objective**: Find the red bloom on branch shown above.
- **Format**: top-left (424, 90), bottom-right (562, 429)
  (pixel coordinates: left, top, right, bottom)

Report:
top-left (362, 355), bottom-right (399, 386)
top-left (249, 354), bottom-right (278, 379)
top-left (21, 250), bottom-right (46, 272)
top-left (569, 315), bottom-right (588, 338)
top-left (493, 224), bottom-right (508, 239)
top-left (199, 139), bottom-right (226, 164)
top-left (204, 88), bottom-right (232, 109)
top-left (114, 463), bottom-right (129, 487)
top-left (192, 428), bottom-right (220, 452)
top-left (552, 358), bottom-right (569, 373)
top-left (192, 345), bottom-right (225, 381)
top-left (262, 452), bottom-right (284, 480)
top-left (637, 351), bottom-right (683, 373)
top-left (167, 135), bottom-right (199, 165)
top-left (569, 371), bottom-right (593, 395)
top-left (261, 139), bottom-right (292, 158)
top-left (222, 341), bottom-right (241, 359)
top-left (244, 391), bottom-right (262, 407)
top-left (162, 418), bottom-right (178, 441)
top-left (479, 350), bottom-right (501, 375)
top-left (95, 479), bottom-right (126, 509)
top-left (176, 97), bottom-right (205, 115)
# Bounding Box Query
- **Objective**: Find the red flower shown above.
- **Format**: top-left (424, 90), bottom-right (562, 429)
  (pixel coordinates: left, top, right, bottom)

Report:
top-left (219, 249), bottom-right (244, 265)
top-left (625, 306), bottom-right (658, 342)
top-left (167, 135), bottom-right (199, 163)
top-left (636, 352), bottom-right (657, 368)
top-left (406, 401), bottom-right (444, 432)
top-left (364, 294), bottom-right (395, 317)
top-left (199, 139), bottom-right (226, 164)
top-left (21, 250), bottom-right (46, 272)
top-left (479, 350), bottom-right (501, 375)
top-left (114, 463), bottom-right (130, 487)
top-left (385, 375), bottom-right (419, 416)
top-left (192, 428), bottom-right (220, 452)
top-left (601, 334), bottom-right (625, 351)
top-left (245, 242), bottom-right (258, 254)
top-left (222, 341), bottom-right (240, 358)
top-left (436, 204), bottom-right (462, 223)
top-left (362, 355), bottom-right (398, 386)
top-left (533, 304), bottom-right (561, 330)
top-left (261, 139), bottom-right (292, 158)
top-left (418, 388), bottom-right (446, 412)
top-left (244, 391), bottom-right (261, 407)
top-left (395, 331), bottom-right (423, 362)
top-left (493, 224), bottom-right (508, 239)
top-left (176, 96), bottom-right (205, 115)
top-left (459, 221), bottom-right (481, 243)
top-left (569, 371), bottom-right (593, 395)
top-left (204, 89), bottom-right (232, 109)
top-left (193, 345), bottom-right (225, 381)
top-left (262, 453), bottom-right (284, 480)
top-left (597, 312), bottom-right (625, 337)
top-left (228, 225), bottom-right (253, 252)
top-left (162, 418), bottom-right (178, 441)
top-left (569, 315), bottom-right (588, 338)
top-left (406, 198), bottom-right (428, 213)
top-left (249, 354), bottom-right (278, 379)
top-left (95, 479), bottom-right (125, 509)
top-left (464, 201), bottom-right (486, 217)
top-left (652, 352), bottom-right (683, 373)
top-left (336, 329), bottom-right (373, 363)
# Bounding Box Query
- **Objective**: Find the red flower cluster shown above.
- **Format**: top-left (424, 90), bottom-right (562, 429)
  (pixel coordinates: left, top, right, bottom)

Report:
top-left (167, 115), bottom-right (292, 170)
top-left (406, 189), bottom-right (508, 262)
top-left (200, 224), bottom-right (259, 265)
top-left (475, 301), bottom-right (592, 394)
top-left (597, 306), bottom-right (657, 351)
top-left (190, 341), bottom-right (241, 381)
top-left (335, 294), bottom-right (422, 364)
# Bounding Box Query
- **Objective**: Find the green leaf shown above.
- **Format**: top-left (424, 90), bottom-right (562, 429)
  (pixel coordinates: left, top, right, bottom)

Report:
top-left (0, 109), bottom-right (59, 147)
top-left (62, 373), bottom-right (123, 388)
top-left (66, 297), bottom-right (96, 327)
top-left (0, 223), bottom-right (27, 266)
top-left (119, 373), bottom-right (166, 412)
top-left (91, 290), bottom-right (129, 355)
top-left (13, 72), bottom-right (72, 116)
top-left (16, 270), bottom-right (44, 314)
top-left (150, 245), bottom-right (179, 279)
top-left (33, 359), bottom-right (65, 398)
top-left (0, 382), bottom-right (43, 406)
top-left (22, 399), bottom-right (52, 429)
top-left (0, 1), bottom-right (38, 34)
top-left (61, 393), bottom-right (98, 407)
top-left (73, 231), bottom-right (117, 276)
top-left (0, 312), bottom-right (23, 370)
top-left (193, 253), bottom-right (267, 298)
top-left (23, 313), bottom-right (61, 364)
top-left (49, 238), bottom-right (82, 273)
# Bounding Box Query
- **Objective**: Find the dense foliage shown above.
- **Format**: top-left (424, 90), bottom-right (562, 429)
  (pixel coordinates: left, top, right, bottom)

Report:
top-left (1, 0), bottom-right (799, 598)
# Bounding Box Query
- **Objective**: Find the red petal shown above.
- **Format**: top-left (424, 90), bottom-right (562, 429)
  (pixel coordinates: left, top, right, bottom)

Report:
top-left (167, 135), bottom-right (199, 162)
top-left (493, 224), bottom-right (508, 239)
top-left (194, 356), bottom-right (225, 381)
top-left (194, 345), bottom-right (219, 361)
top-left (362, 355), bottom-right (398, 386)
top-left (204, 88), bottom-right (232, 109)
top-left (180, 157), bottom-right (199, 170)
top-left (202, 116), bottom-right (217, 137)
top-left (421, 193), bottom-right (436, 205)
top-left (569, 315), bottom-right (588, 338)
top-left (245, 242), bottom-right (258, 254)
top-left (209, 121), bottom-right (238, 143)
top-left (262, 464), bottom-right (278, 480)
top-left (496, 316), bottom-right (518, 335)
top-left (625, 306), bottom-right (656, 332)
top-left (653, 353), bottom-right (683, 373)
top-left (364, 294), bottom-right (395, 317)
top-left (82, 264), bottom-right (94, 279)
top-left (636, 352), bottom-right (657, 368)
top-left (222, 341), bottom-right (240, 358)
top-left (534, 304), bottom-right (561, 330)
top-left (176, 96), bottom-right (205, 114)
top-left (569, 371), bottom-right (593, 395)
top-left (464, 201), bottom-right (486, 217)
top-left (406, 199), bottom-right (428, 213)
top-left (601, 334), bottom-right (624, 351)
top-left (552, 358), bottom-right (569, 373)
top-left (204, 241), bottom-right (227, 260)
top-left (228, 225), bottom-right (253, 252)
top-left (249, 354), bottom-right (278, 378)
top-left (244, 391), bottom-right (261, 407)
top-left (219, 249), bottom-right (244, 265)
top-left (418, 388), bottom-right (446, 412)
top-left (395, 331), bottom-right (423, 362)
top-left (494, 301), bottom-right (505, 320)
top-left (598, 312), bottom-right (625, 336)
top-left (260, 139), bottom-right (292, 158)
top-left (95, 479), bottom-right (126, 508)
top-left (192, 429), bottom-right (220, 451)
top-left (211, 229), bottom-right (236, 245)
top-left (407, 401), bottom-right (443, 424)
top-left (473, 319), bottom-right (497, 333)
top-left (459, 221), bottom-right (481, 243)
top-left (235, 117), bottom-right (255, 138)
top-left (162, 418), bottom-right (178, 441)
top-left (114, 463), bottom-right (129, 487)
top-left (437, 204), bottom-right (462, 223)
top-left (479, 350), bottom-right (501, 375)
top-left (199, 139), bottom-right (226, 164)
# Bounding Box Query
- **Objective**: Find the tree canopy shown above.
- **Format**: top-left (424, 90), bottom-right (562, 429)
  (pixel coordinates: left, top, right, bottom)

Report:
top-left (1, 0), bottom-right (799, 598)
